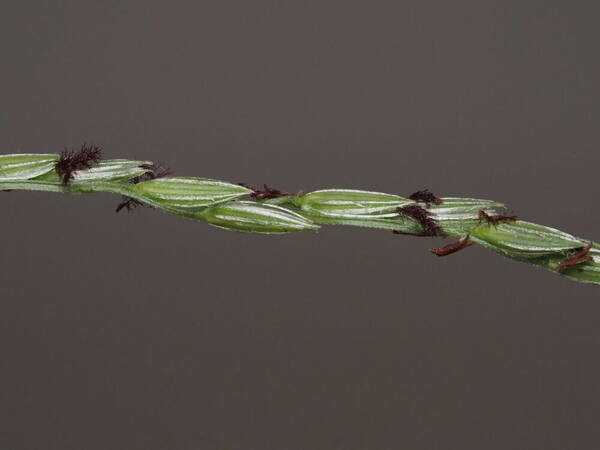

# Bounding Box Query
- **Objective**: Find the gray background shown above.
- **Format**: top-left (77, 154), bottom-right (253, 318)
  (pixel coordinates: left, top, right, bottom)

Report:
top-left (1, 1), bottom-right (599, 449)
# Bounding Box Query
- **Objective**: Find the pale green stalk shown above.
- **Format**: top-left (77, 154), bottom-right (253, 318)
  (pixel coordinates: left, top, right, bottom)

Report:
top-left (1, 153), bottom-right (598, 286)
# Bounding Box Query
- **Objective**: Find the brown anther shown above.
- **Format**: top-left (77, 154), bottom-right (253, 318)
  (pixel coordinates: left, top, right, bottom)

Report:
top-left (478, 210), bottom-right (518, 227)
top-left (555, 244), bottom-right (594, 272)
top-left (430, 236), bottom-right (474, 256)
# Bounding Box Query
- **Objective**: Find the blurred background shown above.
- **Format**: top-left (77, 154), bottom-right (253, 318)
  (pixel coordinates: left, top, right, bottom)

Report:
top-left (1, 1), bottom-right (599, 449)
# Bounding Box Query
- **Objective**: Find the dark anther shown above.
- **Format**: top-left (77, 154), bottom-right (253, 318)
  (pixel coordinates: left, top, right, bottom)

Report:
top-left (408, 189), bottom-right (443, 206)
top-left (396, 204), bottom-right (441, 236)
top-left (238, 183), bottom-right (295, 200)
top-left (131, 163), bottom-right (172, 183)
top-left (55, 143), bottom-right (102, 184)
top-left (115, 198), bottom-right (146, 213)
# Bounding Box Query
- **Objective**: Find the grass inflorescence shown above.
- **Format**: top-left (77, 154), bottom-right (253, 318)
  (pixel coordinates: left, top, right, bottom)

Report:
top-left (0, 148), bottom-right (598, 286)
